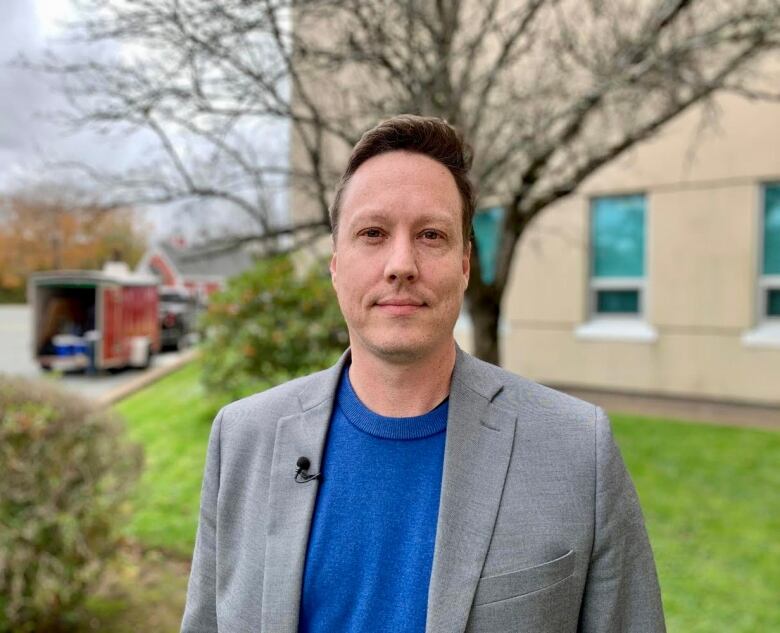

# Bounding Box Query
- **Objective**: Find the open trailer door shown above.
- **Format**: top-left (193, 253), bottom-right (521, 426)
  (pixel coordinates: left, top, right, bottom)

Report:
top-left (29, 274), bottom-right (98, 371)
top-left (99, 283), bottom-right (125, 368)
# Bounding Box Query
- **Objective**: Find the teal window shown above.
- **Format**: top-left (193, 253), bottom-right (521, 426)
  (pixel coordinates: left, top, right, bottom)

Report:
top-left (768, 289), bottom-right (780, 317)
top-left (597, 290), bottom-right (640, 314)
top-left (590, 195), bottom-right (646, 316)
top-left (472, 206), bottom-right (504, 284)
top-left (761, 184), bottom-right (780, 319)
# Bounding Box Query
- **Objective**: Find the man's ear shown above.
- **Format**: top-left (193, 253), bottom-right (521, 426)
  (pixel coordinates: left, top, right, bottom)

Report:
top-left (462, 241), bottom-right (471, 288)
top-left (329, 251), bottom-right (337, 286)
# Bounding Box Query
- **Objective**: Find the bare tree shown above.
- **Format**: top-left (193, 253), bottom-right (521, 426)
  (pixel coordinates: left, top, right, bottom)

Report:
top-left (34, 0), bottom-right (780, 362)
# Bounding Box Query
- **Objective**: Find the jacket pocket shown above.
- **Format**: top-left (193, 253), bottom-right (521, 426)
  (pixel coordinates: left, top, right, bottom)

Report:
top-left (472, 549), bottom-right (575, 606)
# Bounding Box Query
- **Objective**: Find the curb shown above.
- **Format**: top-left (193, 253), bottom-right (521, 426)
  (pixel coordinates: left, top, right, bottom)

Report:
top-left (96, 348), bottom-right (200, 407)
top-left (556, 385), bottom-right (780, 432)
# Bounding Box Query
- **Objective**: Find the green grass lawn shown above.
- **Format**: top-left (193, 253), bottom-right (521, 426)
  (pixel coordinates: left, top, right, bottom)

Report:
top-left (115, 360), bottom-right (226, 557)
top-left (613, 415), bottom-right (779, 632)
top-left (114, 362), bottom-right (779, 631)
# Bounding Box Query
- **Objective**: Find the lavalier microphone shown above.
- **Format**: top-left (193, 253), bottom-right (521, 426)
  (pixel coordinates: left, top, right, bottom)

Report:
top-left (295, 456), bottom-right (321, 483)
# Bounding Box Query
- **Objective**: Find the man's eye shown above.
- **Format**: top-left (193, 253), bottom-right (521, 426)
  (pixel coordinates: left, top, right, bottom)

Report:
top-left (361, 228), bottom-right (383, 238)
top-left (421, 230), bottom-right (441, 240)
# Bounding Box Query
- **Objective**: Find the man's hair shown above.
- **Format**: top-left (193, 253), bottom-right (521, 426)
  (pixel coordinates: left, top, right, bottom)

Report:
top-left (330, 114), bottom-right (475, 247)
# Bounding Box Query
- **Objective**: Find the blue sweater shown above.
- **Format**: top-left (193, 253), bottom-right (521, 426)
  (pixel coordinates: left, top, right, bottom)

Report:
top-left (298, 367), bottom-right (448, 633)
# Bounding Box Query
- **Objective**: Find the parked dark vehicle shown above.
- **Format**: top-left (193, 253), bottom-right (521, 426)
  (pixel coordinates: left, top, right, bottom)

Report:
top-left (159, 287), bottom-right (200, 350)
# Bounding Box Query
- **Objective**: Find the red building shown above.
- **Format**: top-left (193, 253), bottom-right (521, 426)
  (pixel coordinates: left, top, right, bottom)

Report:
top-left (136, 238), bottom-right (253, 301)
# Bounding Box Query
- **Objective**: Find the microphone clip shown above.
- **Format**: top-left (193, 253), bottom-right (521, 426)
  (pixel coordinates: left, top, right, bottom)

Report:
top-left (295, 456), bottom-right (321, 483)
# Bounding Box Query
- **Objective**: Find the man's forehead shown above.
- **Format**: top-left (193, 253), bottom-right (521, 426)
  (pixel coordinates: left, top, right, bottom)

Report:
top-left (348, 150), bottom-right (457, 189)
top-left (341, 152), bottom-right (460, 210)
top-left (345, 207), bottom-right (458, 227)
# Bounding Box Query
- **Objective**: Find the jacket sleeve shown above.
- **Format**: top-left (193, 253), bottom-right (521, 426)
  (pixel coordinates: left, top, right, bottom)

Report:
top-left (578, 407), bottom-right (666, 632)
top-left (180, 407), bottom-right (224, 633)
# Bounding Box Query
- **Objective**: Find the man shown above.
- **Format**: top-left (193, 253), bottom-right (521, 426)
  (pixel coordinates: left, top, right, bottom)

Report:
top-left (181, 115), bottom-right (665, 632)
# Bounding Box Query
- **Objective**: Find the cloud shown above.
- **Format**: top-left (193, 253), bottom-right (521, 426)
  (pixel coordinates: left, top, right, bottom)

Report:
top-left (0, 2), bottom-right (108, 188)
top-left (0, 1), bottom-right (46, 159)
top-left (0, 0), bottom-right (290, 243)
top-left (0, 1), bottom-right (174, 236)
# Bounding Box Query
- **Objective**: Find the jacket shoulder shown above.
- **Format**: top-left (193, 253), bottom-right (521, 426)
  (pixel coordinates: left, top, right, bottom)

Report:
top-left (460, 352), bottom-right (599, 430)
top-left (219, 365), bottom-right (334, 429)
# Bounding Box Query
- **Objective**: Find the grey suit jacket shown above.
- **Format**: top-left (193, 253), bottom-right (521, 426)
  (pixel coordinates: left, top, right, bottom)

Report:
top-left (181, 348), bottom-right (665, 632)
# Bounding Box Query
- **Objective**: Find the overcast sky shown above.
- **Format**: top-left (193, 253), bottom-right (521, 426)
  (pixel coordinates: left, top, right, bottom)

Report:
top-left (0, 0), bottom-right (289, 243)
top-left (0, 0), bottom-right (70, 184)
top-left (0, 1), bottom-right (137, 183)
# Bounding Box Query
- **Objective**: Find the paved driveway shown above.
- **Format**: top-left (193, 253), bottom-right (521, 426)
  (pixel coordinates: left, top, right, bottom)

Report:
top-left (0, 304), bottom-right (186, 401)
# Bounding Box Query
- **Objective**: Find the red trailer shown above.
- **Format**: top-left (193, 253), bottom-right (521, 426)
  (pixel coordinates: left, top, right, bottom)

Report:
top-left (28, 263), bottom-right (161, 372)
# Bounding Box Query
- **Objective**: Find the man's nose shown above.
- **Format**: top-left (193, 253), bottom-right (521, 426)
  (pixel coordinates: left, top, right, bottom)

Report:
top-left (384, 236), bottom-right (419, 282)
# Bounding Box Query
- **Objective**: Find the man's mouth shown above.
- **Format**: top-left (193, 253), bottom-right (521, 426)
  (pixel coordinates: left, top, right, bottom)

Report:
top-left (375, 298), bottom-right (426, 315)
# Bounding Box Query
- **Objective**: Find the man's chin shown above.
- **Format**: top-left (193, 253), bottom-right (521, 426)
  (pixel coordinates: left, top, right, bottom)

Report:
top-left (360, 338), bottom-right (432, 364)
top-left (356, 333), bottom-right (455, 365)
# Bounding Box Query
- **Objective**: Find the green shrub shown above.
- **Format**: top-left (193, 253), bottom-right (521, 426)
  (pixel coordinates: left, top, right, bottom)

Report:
top-left (0, 377), bottom-right (143, 633)
top-left (0, 287), bottom-right (25, 304)
top-left (200, 255), bottom-right (348, 399)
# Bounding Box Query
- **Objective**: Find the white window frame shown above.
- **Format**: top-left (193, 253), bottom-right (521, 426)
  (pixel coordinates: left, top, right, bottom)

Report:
top-left (576, 195), bottom-right (657, 343)
top-left (743, 183), bottom-right (780, 348)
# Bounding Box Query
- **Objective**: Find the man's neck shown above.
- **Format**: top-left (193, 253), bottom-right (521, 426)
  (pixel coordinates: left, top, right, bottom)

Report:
top-left (347, 342), bottom-right (457, 417)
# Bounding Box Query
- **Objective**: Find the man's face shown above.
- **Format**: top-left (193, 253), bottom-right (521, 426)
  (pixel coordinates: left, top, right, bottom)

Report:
top-left (330, 150), bottom-right (470, 364)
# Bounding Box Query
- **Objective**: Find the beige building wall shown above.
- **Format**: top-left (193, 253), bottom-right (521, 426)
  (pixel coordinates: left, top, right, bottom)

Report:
top-left (502, 94), bottom-right (780, 405)
top-left (287, 10), bottom-right (780, 405)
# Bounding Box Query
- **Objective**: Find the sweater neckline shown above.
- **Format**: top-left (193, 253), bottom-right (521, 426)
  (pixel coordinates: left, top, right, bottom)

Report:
top-left (337, 367), bottom-right (448, 440)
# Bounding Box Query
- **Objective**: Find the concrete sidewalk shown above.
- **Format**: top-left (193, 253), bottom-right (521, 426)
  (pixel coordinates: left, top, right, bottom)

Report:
top-left (555, 385), bottom-right (780, 432)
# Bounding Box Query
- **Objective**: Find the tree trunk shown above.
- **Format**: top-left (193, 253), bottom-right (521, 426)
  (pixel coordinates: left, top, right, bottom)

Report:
top-left (468, 293), bottom-right (501, 366)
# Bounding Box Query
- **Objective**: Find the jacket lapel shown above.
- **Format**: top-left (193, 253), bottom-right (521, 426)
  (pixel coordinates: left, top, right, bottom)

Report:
top-left (260, 354), bottom-right (347, 633)
top-left (426, 349), bottom-right (517, 633)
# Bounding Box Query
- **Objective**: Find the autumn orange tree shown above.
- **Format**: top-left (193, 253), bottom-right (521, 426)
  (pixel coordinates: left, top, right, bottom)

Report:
top-left (0, 193), bottom-right (149, 302)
